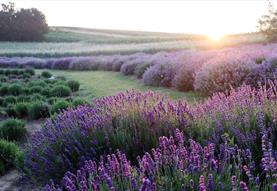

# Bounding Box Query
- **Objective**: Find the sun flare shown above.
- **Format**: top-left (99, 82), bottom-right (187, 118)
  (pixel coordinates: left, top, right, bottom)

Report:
top-left (208, 33), bottom-right (225, 42)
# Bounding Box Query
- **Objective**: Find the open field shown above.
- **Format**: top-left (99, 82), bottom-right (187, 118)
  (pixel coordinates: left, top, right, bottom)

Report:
top-left (1, 30), bottom-right (276, 191)
top-left (1, 0), bottom-right (277, 189)
top-left (37, 70), bottom-right (203, 101)
top-left (0, 27), bottom-right (265, 57)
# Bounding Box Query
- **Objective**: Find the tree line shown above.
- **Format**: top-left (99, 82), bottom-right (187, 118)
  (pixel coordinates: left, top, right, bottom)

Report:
top-left (0, 2), bottom-right (48, 41)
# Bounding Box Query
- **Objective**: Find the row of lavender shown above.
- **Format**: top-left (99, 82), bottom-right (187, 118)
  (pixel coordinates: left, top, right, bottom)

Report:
top-left (21, 82), bottom-right (277, 190)
top-left (43, 129), bottom-right (276, 191)
top-left (1, 43), bottom-right (277, 95)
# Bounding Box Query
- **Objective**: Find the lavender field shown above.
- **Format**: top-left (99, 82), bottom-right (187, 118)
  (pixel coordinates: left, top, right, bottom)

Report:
top-left (1, 1), bottom-right (277, 190)
top-left (1, 42), bottom-right (277, 95)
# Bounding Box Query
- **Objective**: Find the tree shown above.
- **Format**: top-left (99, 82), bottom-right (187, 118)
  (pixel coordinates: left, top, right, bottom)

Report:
top-left (258, 1), bottom-right (277, 41)
top-left (0, 2), bottom-right (48, 41)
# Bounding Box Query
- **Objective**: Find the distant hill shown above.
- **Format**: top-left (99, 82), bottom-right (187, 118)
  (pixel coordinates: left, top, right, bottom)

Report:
top-left (0, 26), bottom-right (266, 57)
top-left (44, 26), bottom-right (207, 44)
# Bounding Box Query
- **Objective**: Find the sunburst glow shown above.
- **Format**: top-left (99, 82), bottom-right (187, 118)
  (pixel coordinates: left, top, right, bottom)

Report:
top-left (208, 33), bottom-right (225, 41)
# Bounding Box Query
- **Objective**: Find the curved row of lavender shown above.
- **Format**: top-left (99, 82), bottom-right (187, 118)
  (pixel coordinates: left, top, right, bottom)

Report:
top-left (1, 43), bottom-right (277, 95)
top-left (43, 129), bottom-right (276, 191)
top-left (21, 81), bottom-right (277, 189)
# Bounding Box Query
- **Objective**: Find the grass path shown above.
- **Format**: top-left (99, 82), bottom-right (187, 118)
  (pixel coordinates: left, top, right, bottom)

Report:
top-left (37, 70), bottom-right (204, 102)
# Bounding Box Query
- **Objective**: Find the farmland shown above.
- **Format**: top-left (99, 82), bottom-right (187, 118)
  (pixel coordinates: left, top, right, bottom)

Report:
top-left (0, 27), bottom-right (276, 191)
top-left (0, 27), bottom-right (265, 57)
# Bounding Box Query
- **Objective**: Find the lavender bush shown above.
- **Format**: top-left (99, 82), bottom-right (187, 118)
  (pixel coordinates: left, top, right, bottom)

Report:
top-left (173, 51), bottom-right (215, 91)
top-left (22, 82), bottom-right (277, 184)
top-left (246, 56), bottom-right (277, 87)
top-left (42, 129), bottom-right (276, 191)
top-left (22, 106), bottom-right (112, 182)
top-left (120, 54), bottom-right (151, 76)
top-left (68, 58), bottom-right (99, 71)
top-left (120, 61), bottom-right (139, 75)
top-left (194, 54), bottom-right (256, 95)
top-left (51, 58), bottom-right (74, 70)
top-left (143, 63), bottom-right (176, 87)
top-left (134, 61), bottom-right (152, 78)
top-left (1, 43), bottom-right (277, 95)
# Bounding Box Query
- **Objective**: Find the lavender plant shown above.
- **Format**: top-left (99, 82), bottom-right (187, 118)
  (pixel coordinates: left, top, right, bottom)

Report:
top-left (1, 42), bottom-right (277, 95)
top-left (143, 63), bottom-right (176, 87)
top-left (193, 53), bottom-right (256, 95)
top-left (246, 56), bottom-right (277, 87)
top-left (42, 129), bottom-right (276, 191)
top-left (22, 82), bottom-right (277, 184)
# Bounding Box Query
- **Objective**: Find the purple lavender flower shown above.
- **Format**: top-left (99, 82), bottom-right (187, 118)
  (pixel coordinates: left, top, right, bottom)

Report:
top-left (240, 181), bottom-right (249, 191)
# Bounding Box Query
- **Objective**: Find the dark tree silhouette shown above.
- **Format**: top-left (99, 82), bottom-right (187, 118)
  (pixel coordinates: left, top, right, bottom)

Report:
top-left (0, 2), bottom-right (48, 41)
top-left (258, 1), bottom-right (277, 41)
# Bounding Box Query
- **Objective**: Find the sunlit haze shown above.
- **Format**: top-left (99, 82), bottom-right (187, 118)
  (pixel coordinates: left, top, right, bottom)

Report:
top-left (3, 0), bottom-right (272, 38)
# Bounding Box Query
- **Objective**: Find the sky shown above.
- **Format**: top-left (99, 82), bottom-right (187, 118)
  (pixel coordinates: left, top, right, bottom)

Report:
top-left (2, 0), bottom-right (272, 37)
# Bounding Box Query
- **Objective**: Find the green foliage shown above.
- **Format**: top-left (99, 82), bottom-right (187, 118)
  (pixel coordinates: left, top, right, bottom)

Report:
top-left (5, 104), bottom-right (16, 117)
top-left (55, 76), bottom-right (66, 81)
top-left (0, 139), bottom-right (22, 174)
top-left (0, 76), bottom-right (8, 82)
top-left (21, 87), bottom-right (30, 95)
top-left (28, 80), bottom-right (47, 87)
top-left (53, 80), bottom-right (66, 86)
top-left (29, 86), bottom-right (43, 94)
top-left (24, 68), bottom-right (35, 76)
top-left (4, 70), bottom-right (11, 76)
top-left (0, 160), bottom-right (4, 174)
top-left (41, 71), bottom-right (52, 78)
top-left (17, 70), bottom-right (24, 75)
top-left (0, 119), bottom-right (26, 141)
top-left (51, 85), bottom-right (71, 97)
top-left (0, 70), bottom-right (86, 122)
top-left (0, 97), bottom-right (4, 106)
top-left (258, 1), bottom-right (277, 41)
top-left (3, 96), bottom-right (17, 107)
top-left (40, 87), bottom-right (51, 97)
top-left (51, 100), bottom-right (70, 114)
top-left (28, 102), bottom-right (50, 119)
top-left (72, 98), bottom-right (88, 107)
top-left (8, 83), bottom-right (22, 96)
top-left (22, 73), bottom-right (31, 79)
top-left (30, 93), bottom-right (45, 101)
top-left (67, 80), bottom-right (80, 92)
top-left (14, 102), bottom-right (29, 118)
top-left (10, 70), bottom-right (19, 75)
top-left (17, 95), bottom-right (30, 102)
top-left (47, 97), bottom-right (58, 105)
top-left (0, 85), bottom-right (9, 95)
top-left (0, 2), bottom-right (48, 41)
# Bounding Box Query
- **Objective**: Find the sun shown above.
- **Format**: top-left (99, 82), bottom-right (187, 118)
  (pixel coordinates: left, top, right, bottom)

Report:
top-left (208, 33), bottom-right (225, 42)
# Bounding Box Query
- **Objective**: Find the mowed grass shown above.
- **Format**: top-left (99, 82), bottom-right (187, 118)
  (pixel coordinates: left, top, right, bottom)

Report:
top-left (37, 70), bottom-right (204, 102)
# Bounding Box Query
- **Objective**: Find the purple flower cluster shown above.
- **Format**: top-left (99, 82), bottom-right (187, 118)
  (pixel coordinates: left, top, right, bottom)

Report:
top-left (142, 62), bottom-right (177, 87)
top-left (42, 128), bottom-right (276, 190)
top-left (2, 42), bottom-right (277, 94)
top-left (23, 106), bottom-right (112, 181)
top-left (23, 82), bottom-right (277, 184)
top-left (193, 52), bottom-right (256, 95)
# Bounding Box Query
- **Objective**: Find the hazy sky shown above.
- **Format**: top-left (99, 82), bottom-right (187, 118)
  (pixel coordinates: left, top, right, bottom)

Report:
top-left (3, 0), bottom-right (272, 37)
